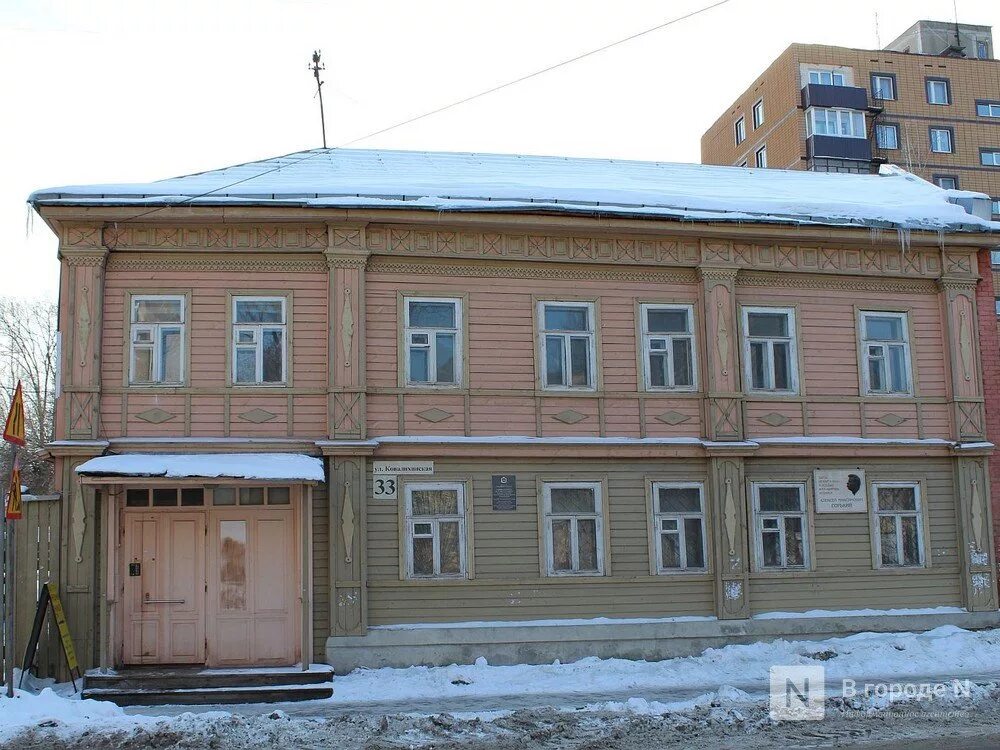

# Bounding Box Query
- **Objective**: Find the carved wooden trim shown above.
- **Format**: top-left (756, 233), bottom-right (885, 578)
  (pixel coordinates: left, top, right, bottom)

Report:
top-left (106, 255), bottom-right (327, 273)
top-left (737, 271), bottom-right (938, 293)
top-left (66, 223), bottom-right (328, 250)
top-left (368, 260), bottom-right (697, 284)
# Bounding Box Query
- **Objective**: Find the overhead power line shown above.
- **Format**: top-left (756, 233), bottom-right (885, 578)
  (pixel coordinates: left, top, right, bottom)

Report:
top-left (98, 0), bottom-right (734, 230)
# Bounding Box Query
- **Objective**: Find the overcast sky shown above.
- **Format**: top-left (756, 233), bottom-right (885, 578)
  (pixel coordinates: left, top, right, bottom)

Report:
top-left (3, 0), bottom-right (998, 299)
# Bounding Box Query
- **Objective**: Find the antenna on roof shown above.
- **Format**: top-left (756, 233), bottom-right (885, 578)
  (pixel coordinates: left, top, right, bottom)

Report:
top-left (310, 50), bottom-right (328, 148)
top-left (952, 0), bottom-right (964, 55)
top-left (874, 10), bottom-right (881, 48)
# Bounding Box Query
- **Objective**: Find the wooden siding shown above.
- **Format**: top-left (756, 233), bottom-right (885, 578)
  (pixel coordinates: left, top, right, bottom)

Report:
top-left (311, 482), bottom-right (330, 662)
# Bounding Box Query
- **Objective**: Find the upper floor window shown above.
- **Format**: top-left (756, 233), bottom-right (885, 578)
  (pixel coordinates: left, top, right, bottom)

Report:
top-left (860, 311), bottom-right (912, 396)
top-left (926, 78), bottom-right (950, 105)
top-left (742, 307), bottom-right (798, 394)
top-left (539, 301), bottom-right (596, 390)
top-left (129, 295), bottom-right (184, 385)
top-left (808, 69), bottom-right (845, 86)
top-left (872, 483), bottom-right (925, 568)
top-left (641, 304), bottom-right (695, 391)
top-left (752, 99), bottom-right (764, 129)
top-left (404, 483), bottom-right (467, 579)
top-left (934, 175), bottom-right (958, 190)
top-left (876, 123), bottom-right (899, 150)
top-left (232, 296), bottom-right (286, 385)
top-left (977, 40), bottom-right (990, 59)
top-left (976, 101), bottom-right (1000, 118)
top-left (991, 249), bottom-right (1000, 266)
top-left (752, 483), bottom-right (809, 570)
top-left (404, 298), bottom-right (461, 387)
top-left (734, 116), bottom-right (746, 145)
top-left (870, 73), bottom-right (896, 101)
top-left (992, 199), bottom-right (1000, 217)
top-left (806, 108), bottom-right (865, 139)
top-left (543, 482), bottom-right (604, 576)
top-left (994, 297), bottom-right (1000, 317)
top-left (651, 483), bottom-right (707, 572)
top-left (982, 149), bottom-right (1000, 167)
top-left (929, 127), bottom-right (954, 153)
top-left (755, 144), bottom-right (768, 168)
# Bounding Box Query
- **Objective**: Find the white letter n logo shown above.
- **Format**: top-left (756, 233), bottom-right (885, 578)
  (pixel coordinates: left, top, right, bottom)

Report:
top-left (770, 666), bottom-right (825, 721)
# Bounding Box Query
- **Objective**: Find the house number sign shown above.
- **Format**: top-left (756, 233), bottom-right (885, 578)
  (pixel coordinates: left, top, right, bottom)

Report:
top-left (372, 461), bottom-right (434, 501)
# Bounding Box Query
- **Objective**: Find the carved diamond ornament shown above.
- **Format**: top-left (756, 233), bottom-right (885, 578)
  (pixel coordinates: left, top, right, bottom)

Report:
top-left (135, 408), bottom-right (174, 424)
top-left (876, 413), bottom-right (907, 427)
top-left (239, 408), bottom-right (276, 423)
top-left (655, 411), bottom-right (690, 425)
top-left (553, 409), bottom-right (587, 424)
top-left (416, 408), bottom-right (453, 423)
top-left (758, 412), bottom-right (790, 427)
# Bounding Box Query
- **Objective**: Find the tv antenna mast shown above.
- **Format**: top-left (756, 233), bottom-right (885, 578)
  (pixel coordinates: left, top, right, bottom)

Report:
top-left (310, 50), bottom-right (328, 148)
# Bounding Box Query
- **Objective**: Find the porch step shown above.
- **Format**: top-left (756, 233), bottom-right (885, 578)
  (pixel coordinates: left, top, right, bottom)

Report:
top-left (82, 666), bottom-right (333, 706)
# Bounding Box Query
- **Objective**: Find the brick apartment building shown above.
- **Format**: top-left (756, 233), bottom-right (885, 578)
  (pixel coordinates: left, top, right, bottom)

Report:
top-left (700, 19), bottom-right (1000, 216)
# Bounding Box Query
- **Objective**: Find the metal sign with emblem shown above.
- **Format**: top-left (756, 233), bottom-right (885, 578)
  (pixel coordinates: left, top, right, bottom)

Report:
top-left (491, 474), bottom-right (517, 511)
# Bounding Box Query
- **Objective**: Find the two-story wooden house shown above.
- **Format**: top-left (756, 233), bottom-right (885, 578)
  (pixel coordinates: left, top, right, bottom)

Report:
top-left (28, 149), bottom-right (1000, 674)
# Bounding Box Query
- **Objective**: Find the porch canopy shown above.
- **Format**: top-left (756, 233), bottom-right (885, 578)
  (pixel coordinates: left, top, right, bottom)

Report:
top-left (74, 453), bottom-right (324, 483)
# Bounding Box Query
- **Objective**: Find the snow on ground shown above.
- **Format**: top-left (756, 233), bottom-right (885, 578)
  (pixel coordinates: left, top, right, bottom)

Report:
top-left (4, 625), bottom-right (1000, 742)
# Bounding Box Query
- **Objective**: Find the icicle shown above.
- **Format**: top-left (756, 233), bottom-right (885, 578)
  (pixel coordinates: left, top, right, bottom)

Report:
top-left (937, 228), bottom-right (946, 250)
top-left (24, 204), bottom-right (34, 239)
top-left (869, 226), bottom-right (884, 245)
top-left (896, 227), bottom-right (911, 255)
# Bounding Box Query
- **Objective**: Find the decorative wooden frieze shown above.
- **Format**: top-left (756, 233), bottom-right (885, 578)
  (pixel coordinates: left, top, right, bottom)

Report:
top-left (552, 409), bottom-right (587, 424)
top-left (367, 260), bottom-right (695, 284)
top-left (737, 272), bottom-right (938, 294)
top-left (341, 290), bottom-right (355, 368)
top-left (655, 410), bottom-right (691, 425)
top-left (332, 392), bottom-right (364, 438)
top-left (757, 412), bottom-right (790, 427)
top-left (67, 223), bottom-right (328, 250)
top-left (136, 407), bottom-right (176, 424)
top-left (107, 255), bottom-right (328, 273)
top-left (416, 408), bottom-right (453, 423)
top-left (874, 413), bottom-right (907, 427)
top-left (709, 398), bottom-right (743, 440)
top-left (237, 408), bottom-right (276, 423)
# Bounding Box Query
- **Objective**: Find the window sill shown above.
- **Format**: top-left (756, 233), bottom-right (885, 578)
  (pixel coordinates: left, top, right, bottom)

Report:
top-left (545, 571), bottom-right (606, 578)
top-left (231, 382), bottom-right (290, 388)
top-left (402, 575), bottom-right (472, 583)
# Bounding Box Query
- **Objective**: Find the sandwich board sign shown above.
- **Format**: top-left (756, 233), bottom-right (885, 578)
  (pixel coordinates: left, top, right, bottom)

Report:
top-left (20, 582), bottom-right (82, 691)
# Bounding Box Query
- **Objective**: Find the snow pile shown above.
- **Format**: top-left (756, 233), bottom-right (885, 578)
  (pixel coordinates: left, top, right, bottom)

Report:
top-left (0, 687), bottom-right (151, 742)
top-left (29, 148), bottom-right (1000, 233)
top-left (74, 453), bottom-right (325, 481)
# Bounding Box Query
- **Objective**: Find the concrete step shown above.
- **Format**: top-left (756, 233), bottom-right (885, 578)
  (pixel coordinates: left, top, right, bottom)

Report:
top-left (82, 683), bottom-right (333, 706)
top-left (84, 666), bottom-right (333, 691)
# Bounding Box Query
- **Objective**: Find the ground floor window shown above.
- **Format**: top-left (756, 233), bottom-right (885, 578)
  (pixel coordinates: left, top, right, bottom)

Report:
top-left (404, 482), bottom-right (467, 579)
top-left (752, 483), bottom-right (809, 570)
top-left (651, 482), bottom-right (707, 572)
top-left (543, 482), bottom-right (604, 576)
top-left (872, 482), bottom-right (924, 567)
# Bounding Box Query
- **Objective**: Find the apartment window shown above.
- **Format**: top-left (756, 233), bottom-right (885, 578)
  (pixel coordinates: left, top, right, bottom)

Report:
top-left (992, 249), bottom-right (1000, 266)
top-left (929, 127), bottom-right (954, 154)
top-left (404, 297), bottom-right (461, 386)
top-left (860, 311), bottom-right (912, 396)
top-left (926, 78), bottom-right (950, 105)
top-left (539, 301), bottom-right (596, 390)
top-left (755, 144), bottom-right (768, 168)
top-left (734, 116), bottom-right (745, 145)
top-left (752, 99), bottom-right (764, 129)
top-left (876, 123), bottom-right (899, 150)
top-left (872, 483), bottom-right (924, 568)
top-left (934, 175), bottom-right (958, 190)
top-left (752, 484), bottom-right (809, 570)
top-left (742, 307), bottom-right (798, 394)
top-left (982, 149), bottom-right (1000, 167)
top-left (808, 69), bottom-right (845, 86)
top-left (994, 297), bottom-right (1000, 316)
top-left (806, 108), bottom-right (866, 139)
top-left (641, 304), bottom-right (695, 391)
top-left (404, 483), bottom-right (467, 579)
top-left (232, 296), bottom-right (286, 384)
top-left (977, 40), bottom-right (989, 59)
top-left (738, 160), bottom-right (748, 168)
top-left (652, 483), bottom-right (706, 572)
top-left (129, 295), bottom-right (184, 385)
top-left (870, 73), bottom-right (896, 101)
top-left (543, 482), bottom-right (604, 576)
top-left (992, 199), bottom-right (1000, 217)
top-left (976, 101), bottom-right (1000, 118)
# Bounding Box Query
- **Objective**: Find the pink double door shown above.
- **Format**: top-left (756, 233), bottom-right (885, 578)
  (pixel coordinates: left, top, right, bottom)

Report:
top-left (123, 505), bottom-right (298, 666)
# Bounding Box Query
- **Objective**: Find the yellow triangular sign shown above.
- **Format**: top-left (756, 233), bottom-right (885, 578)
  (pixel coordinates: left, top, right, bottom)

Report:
top-left (3, 381), bottom-right (26, 447)
top-left (5, 467), bottom-right (22, 520)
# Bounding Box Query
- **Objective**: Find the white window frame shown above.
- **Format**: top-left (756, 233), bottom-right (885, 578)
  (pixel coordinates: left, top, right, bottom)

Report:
top-left (751, 482), bottom-right (810, 571)
top-left (403, 296), bottom-right (462, 387)
top-left (934, 176), bottom-right (958, 190)
top-left (231, 296), bottom-right (287, 385)
top-left (808, 69), bottom-right (845, 86)
top-left (930, 128), bottom-right (953, 153)
top-left (754, 144), bottom-right (767, 168)
top-left (926, 78), bottom-right (950, 105)
top-left (871, 482), bottom-right (925, 569)
top-left (128, 294), bottom-right (185, 385)
top-left (871, 74), bottom-right (896, 101)
top-left (976, 101), bottom-right (1000, 118)
top-left (859, 311), bottom-right (913, 396)
top-left (876, 123), bottom-right (899, 150)
top-left (403, 482), bottom-right (467, 579)
top-left (640, 303), bottom-right (697, 392)
top-left (982, 150), bottom-right (1000, 167)
top-left (752, 99), bottom-right (764, 129)
top-left (651, 482), bottom-right (707, 573)
top-left (806, 108), bottom-right (866, 139)
top-left (992, 199), bottom-right (1000, 218)
top-left (741, 306), bottom-right (799, 395)
top-left (992, 249), bottom-right (1000, 267)
top-left (538, 301), bottom-right (597, 391)
top-left (734, 116), bottom-right (745, 145)
top-left (542, 481), bottom-right (605, 576)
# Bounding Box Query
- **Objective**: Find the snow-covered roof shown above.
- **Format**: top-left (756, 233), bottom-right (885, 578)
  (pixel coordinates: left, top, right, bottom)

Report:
top-left (29, 148), bottom-right (1000, 233)
top-left (75, 453), bottom-right (324, 481)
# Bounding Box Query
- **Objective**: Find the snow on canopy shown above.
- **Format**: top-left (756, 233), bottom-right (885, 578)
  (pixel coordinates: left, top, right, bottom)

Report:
top-left (75, 453), bottom-right (324, 481)
top-left (29, 148), bottom-right (1000, 233)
